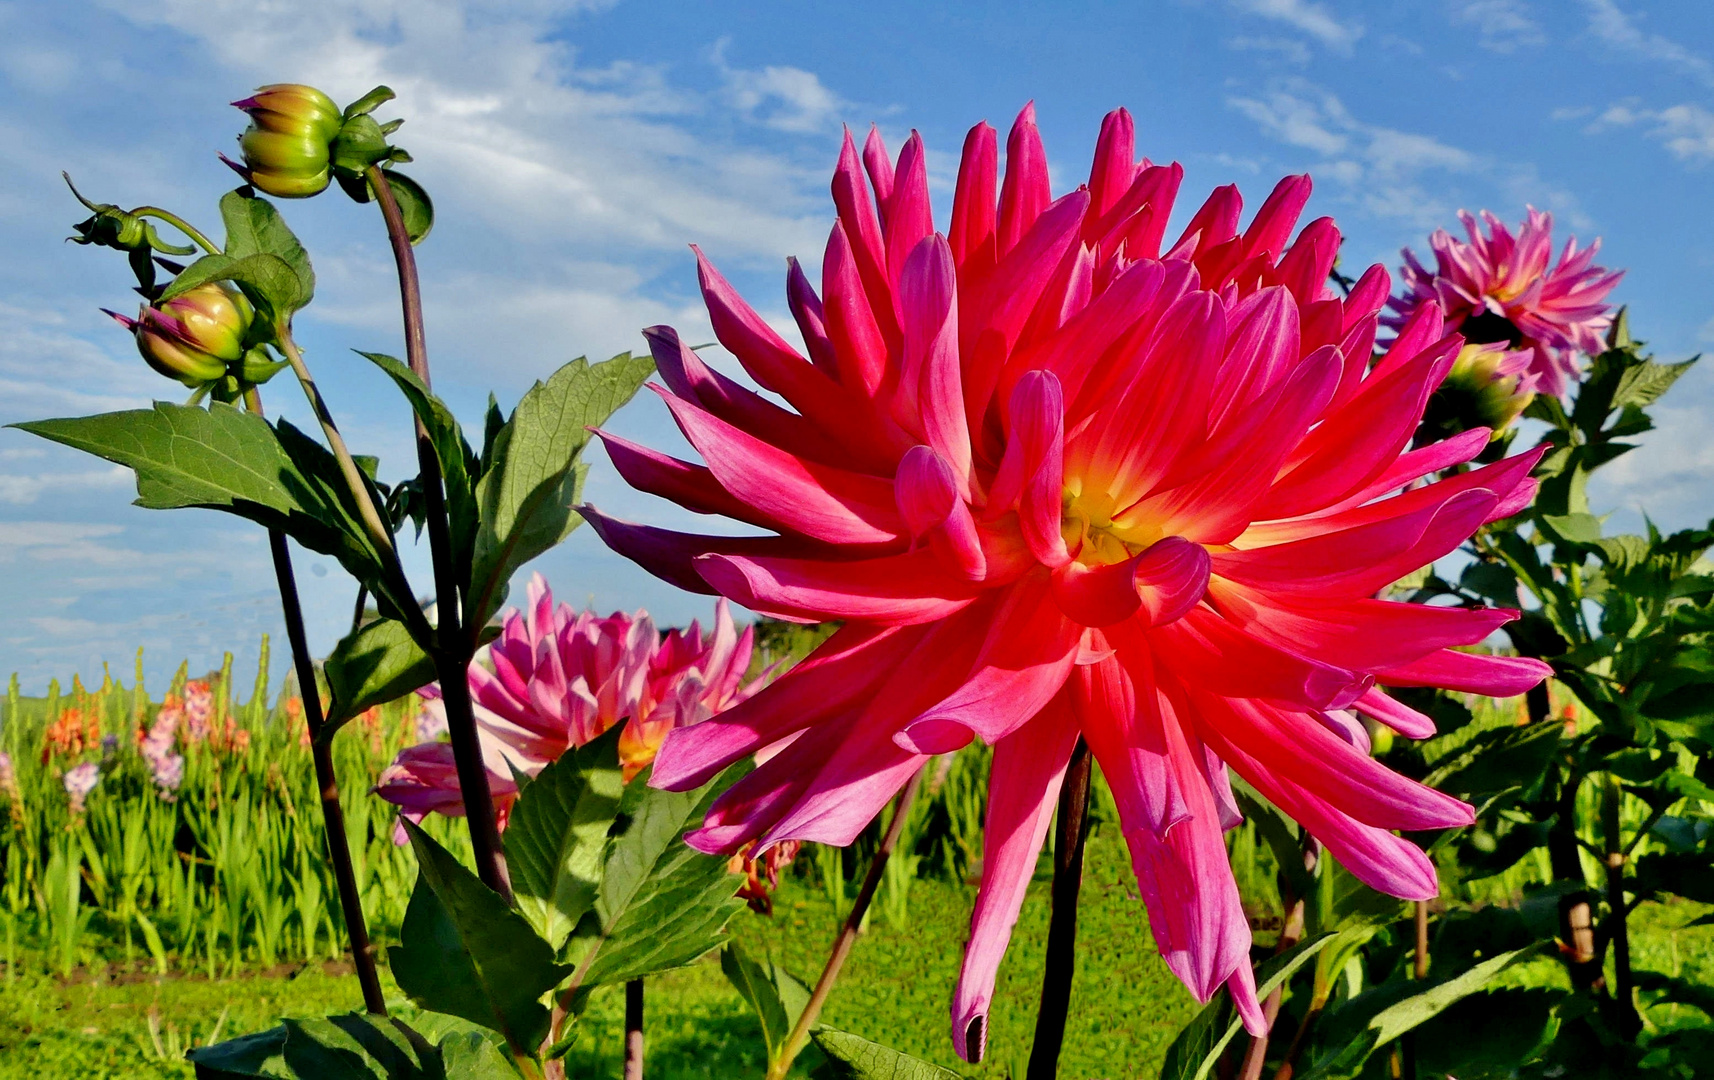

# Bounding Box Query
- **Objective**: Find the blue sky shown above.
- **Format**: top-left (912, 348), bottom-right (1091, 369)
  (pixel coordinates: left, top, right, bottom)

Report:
top-left (1, 0), bottom-right (1710, 692)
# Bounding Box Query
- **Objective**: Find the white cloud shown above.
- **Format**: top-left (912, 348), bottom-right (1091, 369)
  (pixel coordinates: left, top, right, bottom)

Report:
top-left (1451, 0), bottom-right (1545, 53)
top-left (1227, 36), bottom-right (1313, 65)
top-left (0, 465), bottom-right (130, 505)
top-left (1229, 0), bottom-right (1363, 53)
top-left (1582, 100), bottom-right (1714, 162)
top-left (1581, 0), bottom-right (1714, 86)
top-left (713, 39), bottom-right (847, 135)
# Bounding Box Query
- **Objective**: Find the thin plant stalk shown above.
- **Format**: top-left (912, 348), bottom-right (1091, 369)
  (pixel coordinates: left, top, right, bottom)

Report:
top-left (1603, 775), bottom-right (1640, 1038)
top-left (367, 163), bottom-right (510, 900)
top-left (1026, 737), bottom-right (1093, 1080)
top-left (245, 387), bottom-right (386, 1015)
top-left (624, 978), bottom-right (645, 1080)
top-left (1397, 899), bottom-right (1430, 1079)
top-left (1239, 840), bottom-right (1314, 1080)
top-left (767, 765), bottom-right (929, 1080)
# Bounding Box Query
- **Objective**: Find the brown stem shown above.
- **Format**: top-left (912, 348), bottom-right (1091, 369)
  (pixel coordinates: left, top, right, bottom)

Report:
top-left (1239, 842), bottom-right (1314, 1080)
top-left (1548, 764), bottom-right (1601, 991)
top-left (1603, 777), bottom-right (1640, 1039)
top-left (766, 765), bottom-right (928, 1080)
top-left (624, 978), bottom-right (645, 1080)
top-left (246, 388), bottom-right (386, 1015)
top-left (1397, 899), bottom-right (1430, 1079)
top-left (368, 164), bottom-right (510, 901)
top-left (1026, 737), bottom-right (1093, 1080)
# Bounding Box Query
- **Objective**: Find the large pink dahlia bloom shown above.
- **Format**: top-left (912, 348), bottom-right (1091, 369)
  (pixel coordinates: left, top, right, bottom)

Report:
top-left (374, 574), bottom-right (759, 827)
top-left (585, 105), bottom-right (1550, 1061)
top-left (1386, 207), bottom-right (1622, 398)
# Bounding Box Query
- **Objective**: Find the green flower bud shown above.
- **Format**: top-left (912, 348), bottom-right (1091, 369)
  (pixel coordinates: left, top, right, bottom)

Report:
top-left (226, 84), bottom-right (344, 198)
top-left (105, 282), bottom-right (254, 387)
top-left (1420, 343), bottom-right (1539, 444)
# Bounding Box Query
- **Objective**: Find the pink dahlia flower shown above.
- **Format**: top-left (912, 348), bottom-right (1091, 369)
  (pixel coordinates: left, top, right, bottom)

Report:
top-left (1386, 207), bottom-right (1621, 398)
top-left (584, 105), bottom-right (1551, 1060)
top-left (374, 573), bottom-right (760, 830)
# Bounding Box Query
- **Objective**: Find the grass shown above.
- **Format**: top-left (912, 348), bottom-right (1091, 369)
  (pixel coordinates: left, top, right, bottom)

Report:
top-left (4, 828), bottom-right (1712, 1079)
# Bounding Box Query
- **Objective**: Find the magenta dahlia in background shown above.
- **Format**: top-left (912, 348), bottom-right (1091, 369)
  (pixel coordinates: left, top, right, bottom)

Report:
top-left (374, 573), bottom-right (761, 831)
top-left (1386, 207), bottom-right (1621, 398)
top-left (584, 103), bottom-right (1551, 1061)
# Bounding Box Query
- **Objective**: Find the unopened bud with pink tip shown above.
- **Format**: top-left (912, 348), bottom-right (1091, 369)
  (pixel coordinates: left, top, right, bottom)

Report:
top-left (225, 84), bottom-right (344, 198)
top-left (105, 281), bottom-right (254, 387)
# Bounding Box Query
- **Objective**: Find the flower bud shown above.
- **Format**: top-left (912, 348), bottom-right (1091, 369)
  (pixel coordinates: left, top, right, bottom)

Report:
top-left (1419, 343), bottom-right (1538, 445)
top-left (227, 84), bottom-right (344, 198)
top-left (105, 282), bottom-right (254, 387)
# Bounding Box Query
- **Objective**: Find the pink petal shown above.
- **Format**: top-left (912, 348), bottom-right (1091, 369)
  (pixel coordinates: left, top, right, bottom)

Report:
top-left (1051, 536), bottom-right (1211, 628)
top-left (1147, 608), bottom-right (1370, 711)
top-left (997, 102), bottom-right (1050, 256)
top-left (1376, 649), bottom-right (1552, 697)
top-left (696, 547), bottom-right (984, 624)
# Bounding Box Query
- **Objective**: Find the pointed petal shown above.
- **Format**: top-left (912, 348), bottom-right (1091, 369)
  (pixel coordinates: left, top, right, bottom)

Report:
top-left (1051, 536), bottom-right (1211, 628)
top-left (697, 547), bottom-right (984, 624)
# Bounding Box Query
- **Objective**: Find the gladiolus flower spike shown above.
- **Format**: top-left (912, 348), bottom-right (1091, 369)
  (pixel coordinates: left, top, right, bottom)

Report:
top-left (586, 106), bottom-right (1551, 1062)
top-left (1386, 207), bottom-right (1621, 398)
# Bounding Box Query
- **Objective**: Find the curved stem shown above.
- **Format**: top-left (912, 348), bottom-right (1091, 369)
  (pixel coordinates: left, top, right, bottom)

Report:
top-left (132, 208), bottom-right (220, 255)
top-left (1026, 738), bottom-right (1092, 1080)
top-left (244, 388), bottom-right (386, 1015)
top-left (366, 163), bottom-right (510, 900)
top-left (275, 328), bottom-right (398, 560)
top-left (768, 766), bottom-right (929, 1080)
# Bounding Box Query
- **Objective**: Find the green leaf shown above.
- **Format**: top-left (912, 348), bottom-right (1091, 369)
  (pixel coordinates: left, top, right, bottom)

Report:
top-left (1612, 358), bottom-right (1696, 412)
top-left (358, 352), bottom-right (478, 592)
top-left (1411, 987), bottom-right (1562, 1080)
top-left (722, 941), bottom-right (811, 1069)
top-left (322, 618), bottom-right (434, 732)
top-left (503, 726), bottom-right (625, 950)
top-left (1424, 719), bottom-right (1563, 798)
top-left (1157, 933), bottom-right (1337, 1080)
top-left (217, 189), bottom-right (315, 305)
top-left (1635, 850), bottom-right (1714, 903)
top-left (10, 405), bottom-right (402, 608)
top-left (1541, 512), bottom-right (1603, 545)
top-left (281, 1013), bottom-right (438, 1080)
top-left (469, 352), bottom-right (654, 628)
top-left (1231, 784), bottom-right (1314, 903)
top-left (1301, 944), bottom-right (1545, 1079)
top-left (189, 1025), bottom-right (289, 1078)
top-left (565, 763), bottom-right (747, 990)
top-left (382, 172), bottom-right (434, 245)
top-left (390, 822), bottom-right (571, 1053)
top-left (811, 1028), bottom-right (963, 1079)
top-left (164, 252), bottom-right (307, 327)
top-left (437, 1030), bottom-right (516, 1079)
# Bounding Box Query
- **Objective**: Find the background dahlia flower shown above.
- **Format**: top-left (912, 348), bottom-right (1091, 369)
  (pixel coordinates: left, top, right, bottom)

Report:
top-left (374, 573), bottom-right (760, 831)
top-left (1386, 207), bottom-right (1621, 398)
top-left (585, 104), bottom-right (1551, 1061)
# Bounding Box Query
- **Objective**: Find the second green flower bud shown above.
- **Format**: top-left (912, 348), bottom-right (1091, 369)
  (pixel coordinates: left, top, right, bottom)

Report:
top-left (106, 282), bottom-right (254, 387)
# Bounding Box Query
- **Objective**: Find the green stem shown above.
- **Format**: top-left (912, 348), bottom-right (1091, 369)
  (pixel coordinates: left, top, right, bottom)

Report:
top-left (131, 208), bottom-right (220, 255)
top-left (767, 766), bottom-right (929, 1080)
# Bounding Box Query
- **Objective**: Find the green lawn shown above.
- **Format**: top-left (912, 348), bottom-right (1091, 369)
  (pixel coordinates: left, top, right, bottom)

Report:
top-left (2, 831), bottom-right (1710, 1079)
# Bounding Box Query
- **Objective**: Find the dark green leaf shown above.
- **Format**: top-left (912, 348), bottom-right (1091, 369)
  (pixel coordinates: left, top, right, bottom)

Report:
top-left (721, 941), bottom-right (811, 1068)
top-left (1412, 988), bottom-right (1562, 1080)
top-left (163, 252), bottom-right (307, 326)
top-left (1424, 720), bottom-right (1563, 798)
top-left (1158, 933), bottom-right (1336, 1080)
top-left (281, 1013), bottom-right (438, 1080)
top-left (1635, 850), bottom-right (1714, 903)
top-left (358, 352), bottom-right (477, 591)
top-left (189, 1025), bottom-right (289, 1078)
top-left (217, 189), bottom-right (315, 307)
top-left (1612, 359), bottom-right (1696, 412)
top-left (503, 726), bottom-right (625, 950)
top-left (1232, 784), bottom-right (1313, 903)
top-left (322, 618), bottom-right (434, 732)
top-left (1301, 944), bottom-right (1544, 1079)
top-left (391, 822), bottom-right (570, 1052)
top-left (437, 1030), bottom-right (516, 1080)
top-left (382, 172), bottom-right (434, 245)
top-left (565, 763), bottom-right (747, 989)
top-left (469, 352), bottom-right (653, 628)
top-left (811, 1028), bottom-right (963, 1079)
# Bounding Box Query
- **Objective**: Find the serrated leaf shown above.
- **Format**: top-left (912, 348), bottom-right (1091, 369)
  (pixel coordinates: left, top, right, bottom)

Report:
top-left (437, 1030), bottom-right (515, 1079)
top-left (469, 352), bottom-right (653, 628)
top-left (281, 1013), bottom-right (438, 1079)
top-left (322, 618), bottom-right (434, 732)
top-left (1158, 933), bottom-right (1336, 1080)
top-left (391, 822), bottom-right (571, 1053)
top-left (811, 1029), bottom-right (963, 1079)
top-left (358, 352), bottom-right (478, 595)
top-left (565, 762), bottom-right (747, 990)
top-left (503, 727), bottom-right (625, 950)
top-left (1301, 944), bottom-right (1544, 1079)
top-left (1612, 359), bottom-right (1696, 411)
top-left (189, 1025), bottom-right (289, 1078)
top-left (1424, 719), bottom-right (1563, 798)
top-left (1541, 512), bottom-right (1602, 544)
top-left (10, 405), bottom-right (403, 608)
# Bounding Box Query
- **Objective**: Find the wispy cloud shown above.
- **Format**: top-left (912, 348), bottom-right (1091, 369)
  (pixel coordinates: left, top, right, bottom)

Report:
top-left (1227, 36), bottom-right (1314, 65)
top-left (1581, 101), bottom-right (1714, 162)
top-left (713, 38), bottom-right (848, 134)
top-left (1581, 0), bottom-right (1714, 86)
top-left (1229, 0), bottom-right (1363, 54)
top-left (1451, 0), bottom-right (1545, 53)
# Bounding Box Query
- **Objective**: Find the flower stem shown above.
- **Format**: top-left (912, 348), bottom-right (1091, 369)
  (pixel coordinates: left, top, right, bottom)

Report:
top-left (245, 388), bottom-right (386, 1015)
top-left (131, 207), bottom-right (220, 255)
top-left (366, 164), bottom-right (510, 901)
top-left (768, 765), bottom-right (929, 1080)
top-left (624, 978), bottom-right (645, 1080)
top-left (1026, 737), bottom-right (1092, 1080)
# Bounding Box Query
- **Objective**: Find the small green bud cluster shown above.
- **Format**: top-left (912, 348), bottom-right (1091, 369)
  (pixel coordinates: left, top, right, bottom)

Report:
top-left (225, 83), bottom-right (410, 200)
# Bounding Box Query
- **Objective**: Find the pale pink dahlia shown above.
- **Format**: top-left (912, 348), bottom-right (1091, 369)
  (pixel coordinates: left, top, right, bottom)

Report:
top-left (374, 574), bottom-right (760, 828)
top-left (584, 105), bottom-right (1551, 1060)
top-left (1386, 207), bottom-right (1622, 398)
